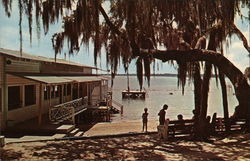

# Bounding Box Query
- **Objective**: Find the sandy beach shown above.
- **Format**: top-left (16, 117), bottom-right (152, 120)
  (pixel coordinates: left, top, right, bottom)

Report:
top-left (82, 120), bottom-right (159, 136)
top-left (1, 119), bottom-right (250, 161)
top-left (1, 133), bottom-right (250, 160)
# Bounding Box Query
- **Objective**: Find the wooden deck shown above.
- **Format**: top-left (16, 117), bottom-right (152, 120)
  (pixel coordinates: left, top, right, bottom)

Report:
top-left (87, 105), bottom-right (111, 122)
top-left (5, 114), bottom-right (75, 135)
top-left (122, 90), bottom-right (146, 99)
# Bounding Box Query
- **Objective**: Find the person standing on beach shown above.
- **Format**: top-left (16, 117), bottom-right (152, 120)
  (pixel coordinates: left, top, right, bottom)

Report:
top-left (142, 108), bottom-right (149, 132)
top-left (158, 104), bottom-right (168, 125)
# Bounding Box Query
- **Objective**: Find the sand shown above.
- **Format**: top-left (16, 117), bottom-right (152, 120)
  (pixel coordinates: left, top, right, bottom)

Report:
top-left (82, 120), bottom-right (159, 136)
top-left (1, 120), bottom-right (250, 160)
top-left (1, 133), bottom-right (250, 160)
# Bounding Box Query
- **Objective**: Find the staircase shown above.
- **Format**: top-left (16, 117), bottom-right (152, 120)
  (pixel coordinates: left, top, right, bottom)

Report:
top-left (68, 128), bottom-right (84, 137)
top-left (54, 124), bottom-right (84, 138)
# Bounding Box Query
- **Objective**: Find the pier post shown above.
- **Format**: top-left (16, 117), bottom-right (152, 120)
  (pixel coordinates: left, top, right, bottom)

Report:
top-left (121, 106), bottom-right (123, 114)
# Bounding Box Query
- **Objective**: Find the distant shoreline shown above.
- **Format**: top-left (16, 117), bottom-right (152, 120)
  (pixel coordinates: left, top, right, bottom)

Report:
top-left (101, 73), bottom-right (218, 77)
top-left (102, 73), bottom-right (178, 77)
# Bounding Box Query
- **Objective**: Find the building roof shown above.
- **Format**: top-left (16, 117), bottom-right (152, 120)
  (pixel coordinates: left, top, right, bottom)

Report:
top-left (63, 76), bottom-right (107, 82)
top-left (23, 75), bottom-right (109, 84)
top-left (0, 48), bottom-right (98, 69)
top-left (24, 76), bottom-right (73, 84)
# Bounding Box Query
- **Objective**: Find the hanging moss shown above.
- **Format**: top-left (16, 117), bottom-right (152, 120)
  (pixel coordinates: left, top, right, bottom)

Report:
top-left (143, 56), bottom-right (151, 87)
top-left (136, 58), bottom-right (143, 90)
top-left (1, 0), bottom-right (249, 90)
top-left (18, 0), bottom-right (23, 55)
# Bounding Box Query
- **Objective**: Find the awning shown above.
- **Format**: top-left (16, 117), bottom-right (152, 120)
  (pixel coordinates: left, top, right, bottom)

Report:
top-left (24, 76), bottom-right (73, 84)
top-left (63, 76), bottom-right (107, 82)
top-left (22, 75), bottom-right (109, 84)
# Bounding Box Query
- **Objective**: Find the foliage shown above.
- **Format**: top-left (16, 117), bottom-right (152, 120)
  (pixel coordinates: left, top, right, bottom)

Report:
top-left (1, 0), bottom-right (249, 89)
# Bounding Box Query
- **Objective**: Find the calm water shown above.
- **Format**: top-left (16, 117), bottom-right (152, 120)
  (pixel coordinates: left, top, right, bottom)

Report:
top-left (111, 76), bottom-right (238, 122)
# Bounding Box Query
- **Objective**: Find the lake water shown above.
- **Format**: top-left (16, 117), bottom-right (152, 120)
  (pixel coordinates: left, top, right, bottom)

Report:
top-left (110, 76), bottom-right (238, 122)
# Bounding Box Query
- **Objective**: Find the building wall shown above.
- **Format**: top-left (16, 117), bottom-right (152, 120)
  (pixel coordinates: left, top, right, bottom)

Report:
top-left (5, 58), bottom-right (40, 73)
top-left (7, 74), bottom-right (37, 85)
top-left (4, 56), bottom-right (94, 75)
top-left (40, 63), bottom-right (93, 75)
top-left (0, 112), bottom-right (2, 130)
top-left (0, 55), bottom-right (3, 86)
top-left (0, 56), bottom-right (4, 130)
top-left (8, 103), bottom-right (38, 125)
top-left (7, 75), bottom-right (40, 125)
top-left (83, 68), bottom-right (92, 74)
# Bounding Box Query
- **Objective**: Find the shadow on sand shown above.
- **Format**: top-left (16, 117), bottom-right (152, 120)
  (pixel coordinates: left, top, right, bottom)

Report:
top-left (2, 133), bottom-right (250, 160)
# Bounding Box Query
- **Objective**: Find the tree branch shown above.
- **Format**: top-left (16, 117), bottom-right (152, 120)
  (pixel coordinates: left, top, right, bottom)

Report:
top-left (232, 24), bottom-right (250, 54)
top-left (140, 49), bottom-right (246, 86)
top-left (99, 4), bottom-right (140, 56)
top-left (98, 5), bottom-right (122, 36)
top-left (140, 48), bottom-right (250, 115)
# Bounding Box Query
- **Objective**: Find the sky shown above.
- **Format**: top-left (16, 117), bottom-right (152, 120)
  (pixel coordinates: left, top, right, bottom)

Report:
top-left (0, 2), bottom-right (249, 74)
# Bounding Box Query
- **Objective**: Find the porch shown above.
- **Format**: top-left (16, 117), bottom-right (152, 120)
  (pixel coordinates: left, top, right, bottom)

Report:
top-left (3, 100), bottom-right (113, 142)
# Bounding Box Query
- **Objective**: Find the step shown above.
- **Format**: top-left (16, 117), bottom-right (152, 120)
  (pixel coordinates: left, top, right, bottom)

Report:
top-left (56, 125), bottom-right (75, 133)
top-left (74, 131), bottom-right (84, 137)
top-left (52, 134), bottom-right (67, 139)
top-left (69, 128), bottom-right (79, 136)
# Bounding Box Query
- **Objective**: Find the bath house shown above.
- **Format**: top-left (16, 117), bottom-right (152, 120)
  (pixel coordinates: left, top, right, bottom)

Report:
top-left (0, 48), bottom-right (110, 132)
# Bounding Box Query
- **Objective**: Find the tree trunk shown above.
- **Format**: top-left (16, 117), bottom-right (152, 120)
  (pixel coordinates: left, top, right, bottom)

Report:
top-left (197, 30), bottom-right (216, 139)
top-left (219, 70), bottom-right (230, 133)
top-left (140, 49), bottom-right (250, 131)
top-left (194, 62), bottom-right (202, 137)
top-left (193, 64), bottom-right (202, 113)
top-left (193, 63), bottom-right (202, 136)
top-left (194, 64), bottom-right (202, 115)
top-left (198, 62), bottom-right (212, 139)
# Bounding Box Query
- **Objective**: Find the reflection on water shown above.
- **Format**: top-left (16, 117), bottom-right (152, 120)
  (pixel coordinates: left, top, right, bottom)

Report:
top-left (111, 76), bottom-right (238, 122)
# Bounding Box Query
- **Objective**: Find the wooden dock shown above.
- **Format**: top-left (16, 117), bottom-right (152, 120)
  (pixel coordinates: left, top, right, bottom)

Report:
top-left (86, 105), bottom-right (111, 122)
top-left (122, 90), bottom-right (146, 99)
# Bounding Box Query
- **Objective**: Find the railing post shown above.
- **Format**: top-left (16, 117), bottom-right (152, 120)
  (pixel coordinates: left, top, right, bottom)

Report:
top-left (121, 105), bottom-right (123, 115)
top-left (72, 108), bottom-right (75, 124)
top-left (49, 106), bottom-right (52, 121)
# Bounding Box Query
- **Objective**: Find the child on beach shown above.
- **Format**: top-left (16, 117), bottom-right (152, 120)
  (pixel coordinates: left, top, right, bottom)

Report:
top-left (142, 108), bottom-right (149, 132)
top-left (177, 114), bottom-right (185, 126)
top-left (158, 104), bottom-right (168, 125)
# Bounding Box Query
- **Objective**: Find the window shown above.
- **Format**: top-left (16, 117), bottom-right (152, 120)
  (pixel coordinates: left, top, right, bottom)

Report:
top-left (25, 85), bottom-right (36, 106)
top-left (79, 84), bottom-right (83, 98)
top-left (102, 80), bottom-right (107, 86)
top-left (8, 86), bottom-right (21, 110)
top-left (44, 86), bottom-right (48, 100)
top-left (55, 85), bottom-right (61, 97)
top-left (55, 86), bottom-right (58, 97)
top-left (63, 84), bottom-right (66, 96)
top-left (67, 84), bottom-right (71, 96)
top-left (44, 86), bottom-right (51, 100)
top-left (51, 86), bottom-right (55, 98)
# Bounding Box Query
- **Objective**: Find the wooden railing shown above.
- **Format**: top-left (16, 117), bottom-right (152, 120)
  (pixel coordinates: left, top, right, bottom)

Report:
top-left (211, 118), bottom-right (247, 134)
top-left (168, 119), bottom-right (194, 137)
top-left (112, 99), bottom-right (123, 114)
top-left (166, 118), bottom-right (248, 138)
top-left (49, 97), bottom-right (88, 124)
